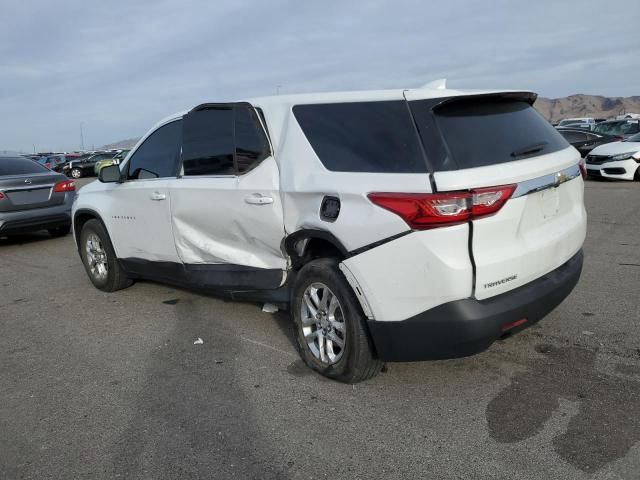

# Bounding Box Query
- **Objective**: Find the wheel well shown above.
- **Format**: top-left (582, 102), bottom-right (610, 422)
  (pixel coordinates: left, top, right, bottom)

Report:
top-left (285, 233), bottom-right (348, 270)
top-left (73, 211), bottom-right (100, 246)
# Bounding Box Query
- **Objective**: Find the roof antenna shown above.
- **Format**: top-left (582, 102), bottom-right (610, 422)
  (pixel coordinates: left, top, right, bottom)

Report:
top-left (420, 78), bottom-right (447, 90)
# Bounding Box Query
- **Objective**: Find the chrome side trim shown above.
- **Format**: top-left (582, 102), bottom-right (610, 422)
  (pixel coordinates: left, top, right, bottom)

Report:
top-left (512, 164), bottom-right (581, 198)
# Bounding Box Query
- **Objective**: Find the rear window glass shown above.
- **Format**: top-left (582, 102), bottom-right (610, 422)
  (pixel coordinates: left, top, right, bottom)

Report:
top-left (0, 157), bottom-right (49, 175)
top-left (415, 99), bottom-right (569, 171)
top-left (293, 101), bottom-right (426, 173)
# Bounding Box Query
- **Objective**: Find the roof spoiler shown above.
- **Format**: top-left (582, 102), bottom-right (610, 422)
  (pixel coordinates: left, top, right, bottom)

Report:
top-left (419, 78), bottom-right (447, 90)
top-left (432, 91), bottom-right (538, 112)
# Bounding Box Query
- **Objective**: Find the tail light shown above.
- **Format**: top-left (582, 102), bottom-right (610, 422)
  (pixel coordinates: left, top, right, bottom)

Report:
top-left (53, 180), bottom-right (75, 193)
top-left (578, 158), bottom-right (587, 179)
top-left (0, 192), bottom-right (5, 200)
top-left (368, 184), bottom-right (515, 230)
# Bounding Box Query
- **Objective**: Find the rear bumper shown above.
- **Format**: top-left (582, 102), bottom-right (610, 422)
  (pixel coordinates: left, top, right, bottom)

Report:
top-left (0, 202), bottom-right (72, 235)
top-left (367, 249), bottom-right (583, 362)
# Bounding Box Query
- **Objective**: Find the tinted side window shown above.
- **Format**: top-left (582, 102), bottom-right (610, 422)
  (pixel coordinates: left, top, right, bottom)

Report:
top-left (127, 121), bottom-right (182, 180)
top-left (235, 105), bottom-right (270, 173)
top-left (561, 131), bottom-right (587, 143)
top-left (182, 108), bottom-right (234, 176)
top-left (293, 101), bottom-right (426, 173)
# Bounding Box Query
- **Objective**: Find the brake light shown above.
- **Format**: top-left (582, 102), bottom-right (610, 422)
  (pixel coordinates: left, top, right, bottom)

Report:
top-left (0, 192), bottom-right (4, 200)
top-left (578, 158), bottom-right (587, 179)
top-left (368, 184), bottom-right (515, 230)
top-left (53, 180), bottom-right (75, 193)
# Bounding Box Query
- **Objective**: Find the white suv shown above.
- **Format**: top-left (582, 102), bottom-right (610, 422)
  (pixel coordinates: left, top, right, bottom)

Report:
top-left (73, 87), bottom-right (587, 382)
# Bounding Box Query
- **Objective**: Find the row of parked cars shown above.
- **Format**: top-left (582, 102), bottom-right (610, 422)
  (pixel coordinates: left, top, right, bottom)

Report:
top-left (24, 149), bottom-right (130, 179)
top-left (555, 118), bottom-right (640, 181)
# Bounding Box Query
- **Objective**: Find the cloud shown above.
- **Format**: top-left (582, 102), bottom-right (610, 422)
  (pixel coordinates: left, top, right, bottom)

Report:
top-left (1, 0), bottom-right (638, 151)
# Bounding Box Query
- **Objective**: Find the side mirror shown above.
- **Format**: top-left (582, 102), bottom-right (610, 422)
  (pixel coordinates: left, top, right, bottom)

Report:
top-left (99, 164), bottom-right (122, 183)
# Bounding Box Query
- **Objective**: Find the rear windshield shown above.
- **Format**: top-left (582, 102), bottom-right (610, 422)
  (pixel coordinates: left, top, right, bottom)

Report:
top-left (0, 157), bottom-right (49, 175)
top-left (414, 98), bottom-right (569, 171)
top-left (293, 101), bottom-right (426, 173)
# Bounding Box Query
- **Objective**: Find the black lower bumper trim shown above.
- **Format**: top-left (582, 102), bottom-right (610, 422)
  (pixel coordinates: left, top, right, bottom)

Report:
top-left (0, 214), bottom-right (71, 235)
top-left (368, 250), bottom-right (584, 362)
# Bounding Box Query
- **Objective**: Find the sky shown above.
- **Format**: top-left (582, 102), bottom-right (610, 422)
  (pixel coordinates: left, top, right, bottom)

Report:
top-left (1, 0), bottom-right (639, 152)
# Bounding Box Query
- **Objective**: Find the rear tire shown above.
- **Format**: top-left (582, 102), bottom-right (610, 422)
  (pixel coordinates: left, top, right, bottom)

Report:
top-left (71, 168), bottom-right (82, 179)
top-left (292, 258), bottom-right (383, 383)
top-left (79, 219), bottom-right (132, 292)
top-left (48, 225), bottom-right (71, 237)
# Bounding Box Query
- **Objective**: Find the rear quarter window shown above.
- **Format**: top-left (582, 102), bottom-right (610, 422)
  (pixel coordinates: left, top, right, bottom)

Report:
top-left (292, 101), bottom-right (427, 173)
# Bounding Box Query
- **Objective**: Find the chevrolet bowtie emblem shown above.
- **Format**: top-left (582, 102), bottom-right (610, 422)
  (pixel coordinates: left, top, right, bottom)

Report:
top-left (555, 172), bottom-right (567, 186)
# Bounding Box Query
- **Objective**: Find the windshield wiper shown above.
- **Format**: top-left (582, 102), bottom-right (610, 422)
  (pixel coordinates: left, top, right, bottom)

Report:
top-left (511, 141), bottom-right (548, 158)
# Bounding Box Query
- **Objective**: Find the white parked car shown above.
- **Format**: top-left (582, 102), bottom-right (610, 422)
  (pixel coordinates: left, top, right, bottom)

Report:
top-left (585, 132), bottom-right (640, 180)
top-left (557, 118), bottom-right (595, 129)
top-left (72, 87), bottom-right (587, 382)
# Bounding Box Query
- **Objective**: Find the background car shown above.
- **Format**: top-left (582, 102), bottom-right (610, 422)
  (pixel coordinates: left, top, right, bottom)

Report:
top-left (557, 128), bottom-right (619, 157)
top-left (557, 118), bottom-right (595, 129)
top-left (63, 152), bottom-right (113, 178)
top-left (93, 150), bottom-right (130, 175)
top-left (0, 156), bottom-right (75, 237)
top-left (37, 154), bottom-right (69, 172)
top-left (592, 119), bottom-right (640, 139)
top-left (585, 132), bottom-right (640, 181)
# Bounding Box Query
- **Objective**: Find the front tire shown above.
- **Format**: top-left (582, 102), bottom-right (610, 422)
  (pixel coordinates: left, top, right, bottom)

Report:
top-left (634, 166), bottom-right (640, 181)
top-left (79, 219), bottom-right (132, 292)
top-left (292, 258), bottom-right (383, 383)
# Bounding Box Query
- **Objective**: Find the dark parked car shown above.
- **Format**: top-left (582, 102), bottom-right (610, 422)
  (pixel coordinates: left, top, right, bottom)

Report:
top-left (0, 156), bottom-right (75, 237)
top-left (62, 152), bottom-right (113, 178)
top-left (557, 128), bottom-right (619, 157)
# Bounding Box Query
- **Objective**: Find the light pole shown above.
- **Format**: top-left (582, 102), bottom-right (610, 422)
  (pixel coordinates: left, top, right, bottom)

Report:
top-left (80, 122), bottom-right (85, 151)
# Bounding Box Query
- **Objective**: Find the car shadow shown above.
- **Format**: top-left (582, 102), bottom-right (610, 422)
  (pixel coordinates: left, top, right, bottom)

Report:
top-left (0, 232), bottom-right (61, 246)
top-left (108, 296), bottom-right (291, 479)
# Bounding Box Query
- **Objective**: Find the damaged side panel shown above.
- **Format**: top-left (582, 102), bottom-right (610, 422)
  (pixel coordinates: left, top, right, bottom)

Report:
top-left (168, 157), bottom-right (288, 284)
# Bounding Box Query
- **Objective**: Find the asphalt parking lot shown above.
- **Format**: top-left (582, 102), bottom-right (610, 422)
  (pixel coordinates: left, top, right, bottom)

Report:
top-left (1, 177), bottom-right (639, 479)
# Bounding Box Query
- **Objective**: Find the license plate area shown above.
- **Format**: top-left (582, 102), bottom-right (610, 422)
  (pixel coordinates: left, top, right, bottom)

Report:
top-left (539, 188), bottom-right (560, 220)
top-left (7, 188), bottom-right (51, 205)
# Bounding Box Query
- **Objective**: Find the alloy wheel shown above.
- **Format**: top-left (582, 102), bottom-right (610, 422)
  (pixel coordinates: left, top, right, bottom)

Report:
top-left (301, 282), bottom-right (346, 364)
top-left (85, 233), bottom-right (108, 281)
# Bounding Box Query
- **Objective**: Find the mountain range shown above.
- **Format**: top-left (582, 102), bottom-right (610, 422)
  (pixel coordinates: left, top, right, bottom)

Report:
top-left (534, 94), bottom-right (640, 122)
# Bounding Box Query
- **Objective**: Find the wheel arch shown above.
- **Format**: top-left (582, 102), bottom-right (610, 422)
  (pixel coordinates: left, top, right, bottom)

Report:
top-left (283, 229), bottom-right (350, 270)
top-left (73, 208), bottom-right (108, 249)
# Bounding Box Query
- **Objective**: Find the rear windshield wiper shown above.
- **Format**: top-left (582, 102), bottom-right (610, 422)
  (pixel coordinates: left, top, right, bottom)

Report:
top-left (511, 141), bottom-right (548, 158)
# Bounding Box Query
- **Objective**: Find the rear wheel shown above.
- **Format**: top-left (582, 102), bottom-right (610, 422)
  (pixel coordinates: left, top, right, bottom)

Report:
top-left (79, 219), bottom-right (132, 292)
top-left (48, 225), bottom-right (71, 237)
top-left (70, 168), bottom-right (82, 179)
top-left (292, 258), bottom-right (383, 383)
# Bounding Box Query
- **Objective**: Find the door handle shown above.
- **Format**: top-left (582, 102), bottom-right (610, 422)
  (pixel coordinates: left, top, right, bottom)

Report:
top-left (245, 194), bottom-right (274, 205)
top-left (150, 192), bottom-right (166, 201)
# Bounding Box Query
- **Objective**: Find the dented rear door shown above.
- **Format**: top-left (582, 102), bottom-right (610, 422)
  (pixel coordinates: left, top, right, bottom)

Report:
top-left (168, 103), bottom-right (286, 289)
